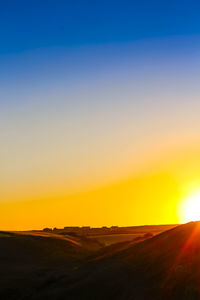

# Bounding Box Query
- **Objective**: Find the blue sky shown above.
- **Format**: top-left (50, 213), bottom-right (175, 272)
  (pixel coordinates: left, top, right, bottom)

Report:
top-left (1, 0), bottom-right (200, 53)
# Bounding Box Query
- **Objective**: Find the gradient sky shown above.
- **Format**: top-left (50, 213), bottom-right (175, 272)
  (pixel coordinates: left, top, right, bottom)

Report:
top-left (1, 1), bottom-right (200, 229)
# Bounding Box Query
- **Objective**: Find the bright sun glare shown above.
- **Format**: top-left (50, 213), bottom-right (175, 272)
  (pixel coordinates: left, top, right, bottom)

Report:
top-left (180, 191), bottom-right (200, 223)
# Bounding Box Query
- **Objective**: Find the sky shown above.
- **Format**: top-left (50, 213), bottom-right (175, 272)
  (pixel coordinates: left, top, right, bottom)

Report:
top-left (1, 0), bottom-right (200, 230)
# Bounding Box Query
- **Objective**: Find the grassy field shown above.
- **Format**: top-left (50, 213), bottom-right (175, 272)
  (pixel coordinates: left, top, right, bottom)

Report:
top-left (89, 233), bottom-right (141, 245)
top-left (87, 224), bottom-right (176, 245)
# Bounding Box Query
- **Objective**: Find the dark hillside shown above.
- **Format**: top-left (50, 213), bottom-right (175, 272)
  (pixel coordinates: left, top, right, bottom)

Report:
top-left (31, 222), bottom-right (200, 300)
top-left (0, 231), bottom-right (102, 299)
top-left (2, 223), bottom-right (200, 299)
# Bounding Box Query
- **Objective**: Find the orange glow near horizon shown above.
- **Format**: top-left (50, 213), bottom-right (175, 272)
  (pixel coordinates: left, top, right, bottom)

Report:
top-left (1, 146), bottom-right (200, 230)
top-left (0, 166), bottom-right (182, 230)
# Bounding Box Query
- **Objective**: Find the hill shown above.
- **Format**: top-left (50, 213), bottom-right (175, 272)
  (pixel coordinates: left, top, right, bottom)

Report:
top-left (2, 223), bottom-right (200, 299)
top-left (30, 222), bottom-right (200, 300)
top-left (0, 230), bottom-right (103, 299)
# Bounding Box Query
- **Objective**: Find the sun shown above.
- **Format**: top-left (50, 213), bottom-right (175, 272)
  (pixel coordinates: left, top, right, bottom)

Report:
top-left (179, 191), bottom-right (200, 223)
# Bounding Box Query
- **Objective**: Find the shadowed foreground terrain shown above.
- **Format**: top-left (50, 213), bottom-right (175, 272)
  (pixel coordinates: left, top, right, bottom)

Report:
top-left (1, 223), bottom-right (200, 299)
top-left (0, 231), bottom-right (102, 299)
